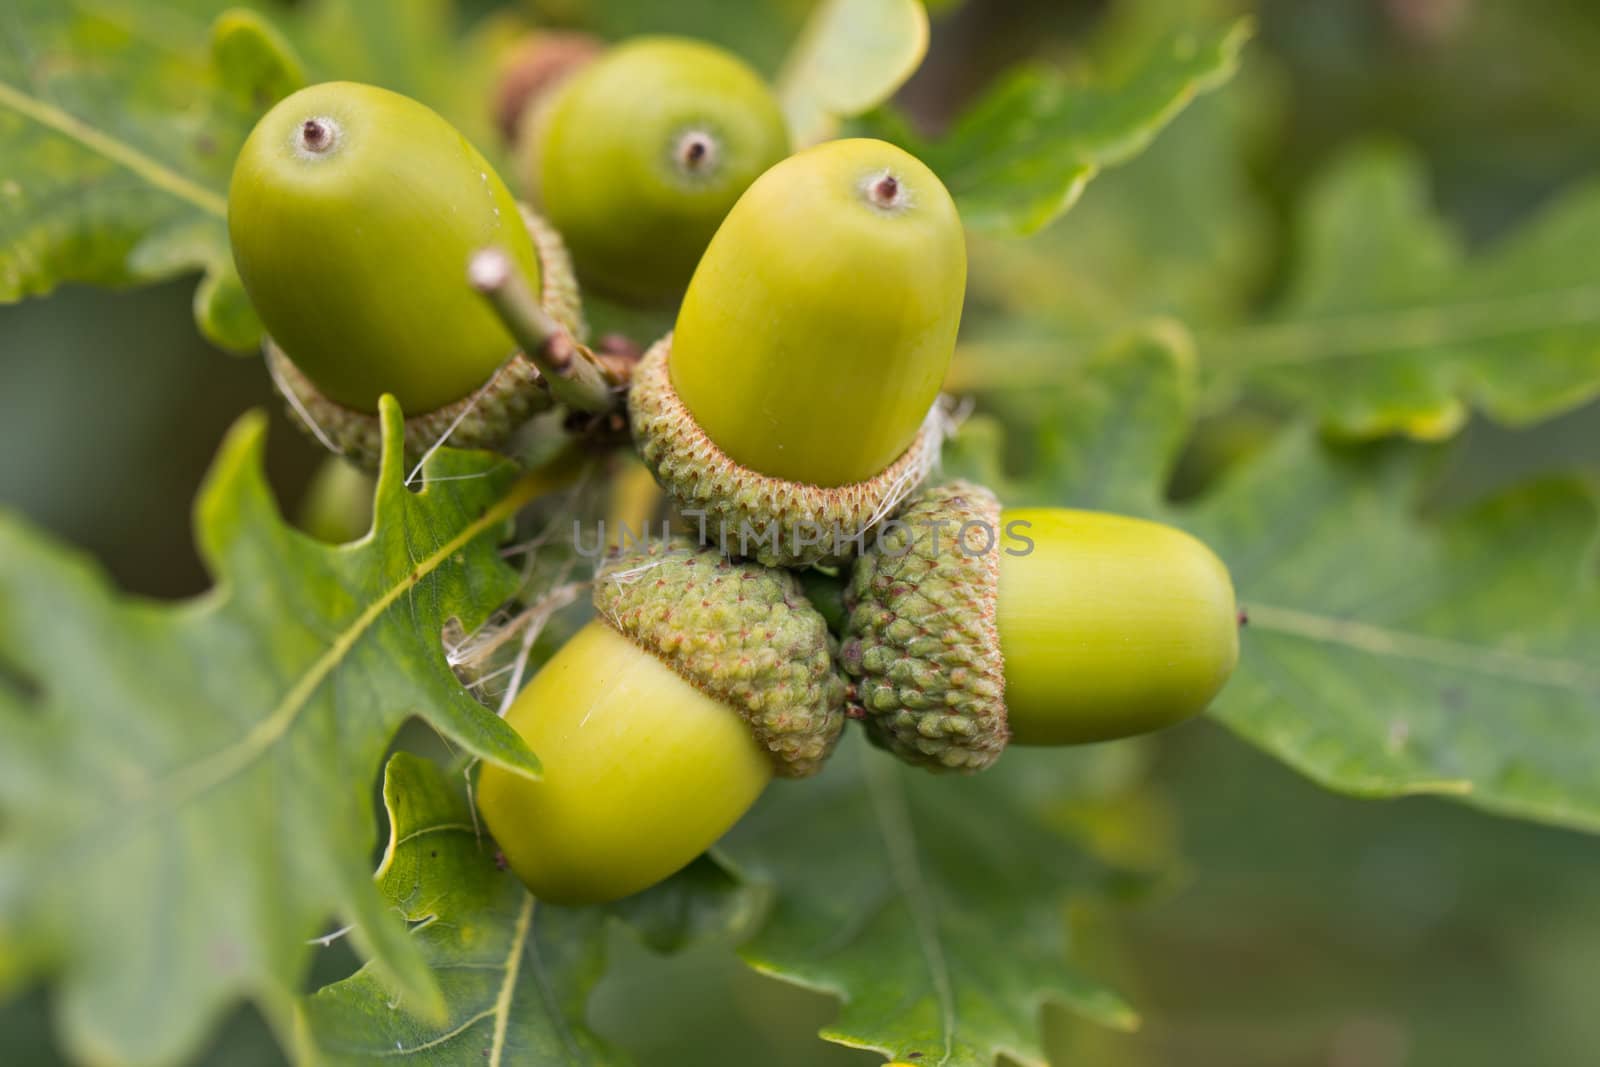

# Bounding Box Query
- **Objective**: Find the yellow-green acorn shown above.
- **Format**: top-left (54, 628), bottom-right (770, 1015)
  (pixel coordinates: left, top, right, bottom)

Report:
top-left (841, 482), bottom-right (1239, 771)
top-left (630, 138), bottom-right (967, 568)
top-left (475, 538), bottom-right (845, 905)
top-left (530, 37), bottom-right (790, 302)
top-left (229, 81), bottom-right (584, 466)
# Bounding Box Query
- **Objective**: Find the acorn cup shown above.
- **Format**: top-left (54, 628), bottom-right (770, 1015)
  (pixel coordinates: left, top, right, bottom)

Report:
top-left (841, 482), bottom-right (1240, 772)
top-left (474, 537), bottom-right (845, 905)
top-left (527, 36), bottom-right (792, 302)
top-left (493, 30), bottom-right (605, 144)
top-left (630, 137), bottom-right (968, 568)
top-left (228, 81), bottom-right (589, 468)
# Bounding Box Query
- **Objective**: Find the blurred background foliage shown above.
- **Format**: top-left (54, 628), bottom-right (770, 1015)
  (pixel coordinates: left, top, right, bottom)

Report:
top-left (3, 0), bottom-right (1600, 1064)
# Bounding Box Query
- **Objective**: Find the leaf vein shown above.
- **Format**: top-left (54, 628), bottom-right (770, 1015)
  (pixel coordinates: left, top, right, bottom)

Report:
top-left (363, 1007), bottom-right (496, 1057)
top-left (0, 77), bottom-right (227, 218)
top-left (393, 822), bottom-right (478, 849)
top-left (864, 748), bottom-right (956, 1065)
top-left (1247, 602), bottom-right (1600, 689)
top-left (488, 894), bottom-right (533, 1067)
top-left (525, 899), bottom-right (587, 1061)
top-left (1213, 282), bottom-right (1600, 369)
top-left (134, 470), bottom-right (547, 816)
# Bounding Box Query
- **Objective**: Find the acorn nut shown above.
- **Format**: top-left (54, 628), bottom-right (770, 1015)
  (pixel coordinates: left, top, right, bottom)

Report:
top-left (529, 36), bottom-right (790, 302)
top-left (475, 537), bottom-right (845, 905)
top-left (841, 482), bottom-right (1240, 771)
top-left (229, 81), bottom-right (584, 468)
top-left (630, 138), bottom-right (967, 568)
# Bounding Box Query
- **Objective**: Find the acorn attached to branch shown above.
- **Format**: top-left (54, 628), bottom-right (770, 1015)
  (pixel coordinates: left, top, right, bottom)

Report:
top-left (841, 482), bottom-right (1240, 771)
top-left (630, 138), bottom-right (967, 568)
top-left (527, 36), bottom-right (791, 302)
top-left (228, 81), bottom-right (587, 467)
top-left (474, 537), bottom-right (845, 905)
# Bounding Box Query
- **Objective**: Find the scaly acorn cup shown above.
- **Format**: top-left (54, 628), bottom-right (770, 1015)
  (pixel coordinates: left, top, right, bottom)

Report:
top-left (529, 36), bottom-right (790, 302)
top-left (229, 81), bottom-right (585, 468)
top-left (841, 482), bottom-right (1240, 771)
top-left (630, 138), bottom-right (966, 568)
top-left (475, 537), bottom-right (845, 905)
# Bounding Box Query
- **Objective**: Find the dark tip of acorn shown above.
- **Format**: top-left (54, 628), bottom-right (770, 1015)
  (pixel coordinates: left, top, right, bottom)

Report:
top-left (296, 116), bottom-right (338, 155)
top-left (864, 168), bottom-right (915, 212)
top-left (676, 130), bottom-right (718, 173)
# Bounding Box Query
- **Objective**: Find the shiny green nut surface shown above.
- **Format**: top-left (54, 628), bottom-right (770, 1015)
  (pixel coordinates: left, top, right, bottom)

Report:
top-left (672, 138), bottom-right (966, 488)
top-left (998, 508), bottom-right (1240, 745)
top-left (475, 620), bottom-right (772, 906)
top-left (229, 81), bottom-right (542, 415)
top-left (534, 36), bottom-right (789, 302)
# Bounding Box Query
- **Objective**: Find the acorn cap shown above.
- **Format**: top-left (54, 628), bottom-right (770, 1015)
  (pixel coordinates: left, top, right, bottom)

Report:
top-left (628, 336), bottom-right (942, 568)
top-left (271, 206), bottom-right (585, 469)
top-left (594, 537), bottom-right (847, 777)
top-left (494, 31), bottom-right (604, 143)
top-left (840, 481), bottom-right (1008, 772)
top-left (669, 139), bottom-right (965, 489)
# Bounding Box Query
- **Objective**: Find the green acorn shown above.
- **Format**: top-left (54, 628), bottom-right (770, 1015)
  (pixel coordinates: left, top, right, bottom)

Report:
top-left (529, 36), bottom-right (790, 302)
top-left (229, 81), bottom-right (585, 467)
top-left (295, 455), bottom-right (373, 543)
top-left (841, 482), bottom-right (1240, 771)
top-left (475, 537), bottom-right (845, 905)
top-left (630, 138), bottom-right (967, 568)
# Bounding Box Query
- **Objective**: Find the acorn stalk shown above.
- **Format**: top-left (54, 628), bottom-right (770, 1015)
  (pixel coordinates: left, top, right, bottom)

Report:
top-left (468, 247), bottom-right (616, 413)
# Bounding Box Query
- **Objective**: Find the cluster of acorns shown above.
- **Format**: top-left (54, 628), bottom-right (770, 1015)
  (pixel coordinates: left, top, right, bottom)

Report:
top-left (228, 37), bottom-right (1240, 906)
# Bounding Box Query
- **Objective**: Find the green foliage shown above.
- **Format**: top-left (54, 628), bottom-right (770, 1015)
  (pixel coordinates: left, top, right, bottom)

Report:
top-left (0, 0), bottom-right (289, 348)
top-left (1087, 722), bottom-right (1600, 1067)
top-left (947, 70), bottom-right (1271, 397)
top-left (777, 0), bottom-right (928, 145)
top-left (283, 0), bottom-right (521, 156)
top-left (957, 329), bottom-right (1600, 832)
top-left (720, 734), bottom-right (1139, 1066)
top-left (0, 404), bottom-right (553, 1065)
top-left (212, 8), bottom-right (308, 107)
top-left (875, 18), bottom-right (1252, 235)
top-left (944, 324), bottom-right (1199, 516)
top-left (1196, 437), bottom-right (1600, 829)
top-left (300, 754), bottom-right (753, 1064)
top-left (962, 85), bottom-right (1269, 337)
top-left (1224, 143), bottom-right (1600, 439)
